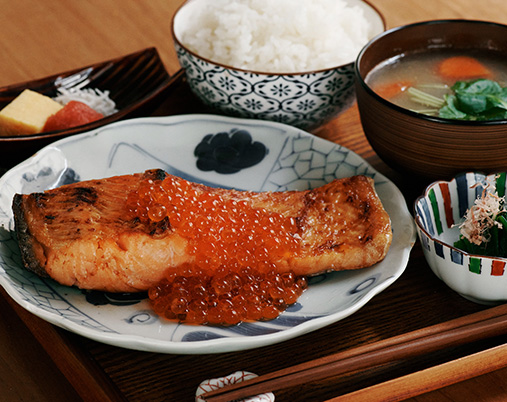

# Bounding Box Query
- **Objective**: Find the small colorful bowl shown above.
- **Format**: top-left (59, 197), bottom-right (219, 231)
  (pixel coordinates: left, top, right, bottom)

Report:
top-left (414, 172), bottom-right (507, 305)
top-left (0, 47), bottom-right (175, 168)
top-left (171, 0), bottom-right (385, 130)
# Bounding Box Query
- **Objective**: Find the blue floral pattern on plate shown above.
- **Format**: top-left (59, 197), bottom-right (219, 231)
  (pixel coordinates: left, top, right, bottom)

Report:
top-left (0, 115), bottom-right (415, 354)
top-left (194, 128), bottom-right (267, 174)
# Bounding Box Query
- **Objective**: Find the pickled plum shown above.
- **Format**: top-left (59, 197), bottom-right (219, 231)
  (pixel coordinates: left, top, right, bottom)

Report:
top-left (43, 100), bottom-right (103, 132)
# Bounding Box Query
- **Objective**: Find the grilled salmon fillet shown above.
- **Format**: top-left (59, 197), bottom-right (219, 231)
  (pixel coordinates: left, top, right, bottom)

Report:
top-left (12, 169), bottom-right (392, 292)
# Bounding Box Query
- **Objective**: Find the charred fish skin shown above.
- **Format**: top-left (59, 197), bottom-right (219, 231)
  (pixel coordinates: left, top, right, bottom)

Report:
top-left (12, 169), bottom-right (169, 282)
top-left (13, 193), bottom-right (49, 278)
top-left (12, 170), bottom-right (392, 293)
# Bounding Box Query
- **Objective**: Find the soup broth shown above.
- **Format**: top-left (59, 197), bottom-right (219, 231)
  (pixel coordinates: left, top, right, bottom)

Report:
top-left (365, 49), bottom-right (507, 120)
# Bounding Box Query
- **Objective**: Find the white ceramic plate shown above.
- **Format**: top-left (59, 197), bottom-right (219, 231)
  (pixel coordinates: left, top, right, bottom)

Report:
top-left (0, 114), bottom-right (416, 354)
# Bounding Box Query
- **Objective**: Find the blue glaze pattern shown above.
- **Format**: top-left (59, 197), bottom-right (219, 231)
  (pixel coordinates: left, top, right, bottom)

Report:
top-left (0, 115), bottom-right (415, 354)
top-left (176, 43), bottom-right (355, 130)
top-left (194, 129), bottom-right (267, 174)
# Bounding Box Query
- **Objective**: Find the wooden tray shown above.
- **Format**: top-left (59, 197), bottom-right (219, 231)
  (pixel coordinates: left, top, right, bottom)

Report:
top-left (2, 71), bottom-right (506, 402)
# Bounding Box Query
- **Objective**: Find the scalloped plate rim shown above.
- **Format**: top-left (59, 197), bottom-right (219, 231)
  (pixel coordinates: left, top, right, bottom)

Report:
top-left (0, 114), bottom-right (416, 354)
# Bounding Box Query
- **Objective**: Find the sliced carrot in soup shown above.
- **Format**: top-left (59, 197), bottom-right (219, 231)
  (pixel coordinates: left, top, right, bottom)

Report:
top-left (437, 56), bottom-right (491, 80)
top-left (373, 81), bottom-right (413, 99)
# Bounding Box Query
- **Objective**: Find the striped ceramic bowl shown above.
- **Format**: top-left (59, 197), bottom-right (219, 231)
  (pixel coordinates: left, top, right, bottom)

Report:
top-left (414, 172), bottom-right (507, 305)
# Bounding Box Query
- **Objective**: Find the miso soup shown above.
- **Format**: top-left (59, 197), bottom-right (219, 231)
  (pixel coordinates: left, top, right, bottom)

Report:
top-left (365, 49), bottom-right (507, 121)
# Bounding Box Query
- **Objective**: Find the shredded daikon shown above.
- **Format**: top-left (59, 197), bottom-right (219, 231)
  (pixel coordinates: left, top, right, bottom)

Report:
top-left (53, 87), bottom-right (117, 116)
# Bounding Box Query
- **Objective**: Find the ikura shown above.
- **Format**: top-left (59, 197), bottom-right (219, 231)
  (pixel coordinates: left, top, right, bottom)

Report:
top-left (126, 176), bottom-right (301, 274)
top-left (148, 265), bottom-right (308, 325)
top-left (127, 176), bottom-right (308, 325)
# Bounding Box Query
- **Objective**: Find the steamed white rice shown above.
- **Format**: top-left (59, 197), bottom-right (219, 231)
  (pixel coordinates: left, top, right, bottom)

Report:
top-left (179, 0), bottom-right (372, 73)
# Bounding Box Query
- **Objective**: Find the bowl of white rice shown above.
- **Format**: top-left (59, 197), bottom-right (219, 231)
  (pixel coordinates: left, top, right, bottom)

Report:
top-left (171, 0), bottom-right (385, 130)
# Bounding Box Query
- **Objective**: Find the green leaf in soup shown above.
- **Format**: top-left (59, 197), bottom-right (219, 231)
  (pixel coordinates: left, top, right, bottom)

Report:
top-left (475, 107), bottom-right (507, 121)
top-left (451, 79), bottom-right (502, 94)
top-left (456, 93), bottom-right (488, 114)
top-left (486, 87), bottom-right (507, 111)
top-left (452, 79), bottom-right (503, 114)
top-left (439, 95), bottom-right (468, 119)
top-left (442, 79), bottom-right (507, 119)
top-left (458, 92), bottom-right (507, 115)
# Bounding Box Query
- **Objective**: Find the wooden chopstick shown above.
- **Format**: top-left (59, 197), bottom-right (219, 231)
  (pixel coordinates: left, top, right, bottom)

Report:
top-left (326, 341), bottom-right (507, 402)
top-left (200, 303), bottom-right (507, 402)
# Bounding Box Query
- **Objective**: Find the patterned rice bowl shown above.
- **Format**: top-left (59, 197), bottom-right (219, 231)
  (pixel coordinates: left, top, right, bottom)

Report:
top-left (414, 172), bottom-right (507, 305)
top-left (171, 0), bottom-right (385, 130)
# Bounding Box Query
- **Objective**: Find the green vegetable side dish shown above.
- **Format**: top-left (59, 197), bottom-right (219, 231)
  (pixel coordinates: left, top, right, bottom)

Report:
top-left (454, 214), bottom-right (507, 257)
top-left (454, 176), bottom-right (507, 257)
top-left (410, 79), bottom-right (507, 121)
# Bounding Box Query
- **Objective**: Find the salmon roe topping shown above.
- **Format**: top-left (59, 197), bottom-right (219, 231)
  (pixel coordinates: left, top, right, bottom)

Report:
top-left (127, 176), bottom-right (308, 325)
top-left (149, 265), bottom-right (308, 325)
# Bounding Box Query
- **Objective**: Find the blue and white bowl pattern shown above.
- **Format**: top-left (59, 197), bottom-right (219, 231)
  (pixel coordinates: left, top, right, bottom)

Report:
top-left (175, 42), bottom-right (356, 130)
top-left (414, 172), bottom-right (507, 304)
